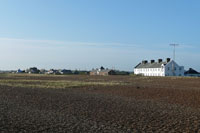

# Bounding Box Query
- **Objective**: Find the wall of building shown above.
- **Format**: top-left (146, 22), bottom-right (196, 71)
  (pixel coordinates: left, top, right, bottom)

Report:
top-left (90, 71), bottom-right (97, 75)
top-left (99, 72), bottom-right (109, 76)
top-left (134, 68), bottom-right (165, 76)
top-left (164, 61), bottom-right (184, 76)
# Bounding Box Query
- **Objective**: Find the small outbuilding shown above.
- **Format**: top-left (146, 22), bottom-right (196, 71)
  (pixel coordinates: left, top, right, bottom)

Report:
top-left (98, 69), bottom-right (116, 76)
top-left (60, 69), bottom-right (72, 75)
top-left (90, 67), bottom-right (115, 76)
top-left (26, 67), bottom-right (40, 74)
top-left (184, 68), bottom-right (200, 77)
top-left (47, 69), bottom-right (60, 75)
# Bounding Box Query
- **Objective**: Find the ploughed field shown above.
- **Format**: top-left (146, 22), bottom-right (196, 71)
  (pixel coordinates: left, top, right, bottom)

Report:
top-left (1, 74), bottom-right (200, 132)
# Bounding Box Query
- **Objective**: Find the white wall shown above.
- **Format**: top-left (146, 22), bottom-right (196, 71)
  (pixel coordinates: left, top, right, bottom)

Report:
top-left (134, 68), bottom-right (165, 76)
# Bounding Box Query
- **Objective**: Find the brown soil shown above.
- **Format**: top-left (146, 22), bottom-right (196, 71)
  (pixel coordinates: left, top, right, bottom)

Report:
top-left (0, 75), bottom-right (200, 132)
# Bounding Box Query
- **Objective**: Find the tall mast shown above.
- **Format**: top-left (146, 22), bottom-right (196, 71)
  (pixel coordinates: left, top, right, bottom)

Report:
top-left (169, 44), bottom-right (179, 76)
top-left (170, 44), bottom-right (179, 61)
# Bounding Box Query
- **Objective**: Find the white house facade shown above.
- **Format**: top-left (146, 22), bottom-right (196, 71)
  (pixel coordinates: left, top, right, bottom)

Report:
top-left (134, 58), bottom-right (184, 76)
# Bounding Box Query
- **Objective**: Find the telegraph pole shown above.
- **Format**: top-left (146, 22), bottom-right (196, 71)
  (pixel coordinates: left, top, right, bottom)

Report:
top-left (169, 44), bottom-right (179, 76)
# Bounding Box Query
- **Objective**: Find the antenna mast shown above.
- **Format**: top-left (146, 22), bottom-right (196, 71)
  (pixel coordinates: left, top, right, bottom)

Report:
top-left (169, 44), bottom-right (179, 76)
top-left (170, 44), bottom-right (179, 61)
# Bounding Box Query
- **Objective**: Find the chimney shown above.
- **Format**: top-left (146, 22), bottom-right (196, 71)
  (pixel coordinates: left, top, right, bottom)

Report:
top-left (150, 60), bottom-right (155, 64)
top-left (142, 60), bottom-right (148, 64)
top-left (142, 61), bottom-right (145, 64)
top-left (166, 58), bottom-right (170, 62)
top-left (158, 59), bottom-right (162, 63)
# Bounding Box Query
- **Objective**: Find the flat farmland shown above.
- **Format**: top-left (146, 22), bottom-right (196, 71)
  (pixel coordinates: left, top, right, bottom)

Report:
top-left (0, 74), bottom-right (200, 132)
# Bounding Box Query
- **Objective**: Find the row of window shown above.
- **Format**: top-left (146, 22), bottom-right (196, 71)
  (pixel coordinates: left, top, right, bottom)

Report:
top-left (136, 67), bottom-right (182, 72)
top-left (141, 73), bottom-right (183, 76)
top-left (167, 67), bottom-right (182, 71)
top-left (144, 73), bottom-right (164, 76)
top-left (136, 68), bottom-right (163, 72)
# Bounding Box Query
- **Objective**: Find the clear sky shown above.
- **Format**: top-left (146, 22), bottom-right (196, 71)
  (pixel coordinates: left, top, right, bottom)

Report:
top-left (0, 0), bottom-right (200, 71)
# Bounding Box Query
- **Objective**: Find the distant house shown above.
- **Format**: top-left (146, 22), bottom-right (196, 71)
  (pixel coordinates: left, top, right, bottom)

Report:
top-left (99, 69), bottom-right (116, 76)
top-left (90, 69), bottom-right (98, 75)
top-left (26, 67), bottom-right (40, 74)
top-left (60, 69), bottom-right (72, 75)
top-left (134, 58), bottom-right (184, 76)
top-left (16, 69), bottom-right (25, 73)
top-left (47, 69), bottom-right (55, 74)
top-left (47, 69), bottom-right (60, 75)
top-left (39, 69), bottom-right (47, 74)
top-left (90, 67), bottom-right (115, 76)
top-left (184, 68), bottom-right (200, 77)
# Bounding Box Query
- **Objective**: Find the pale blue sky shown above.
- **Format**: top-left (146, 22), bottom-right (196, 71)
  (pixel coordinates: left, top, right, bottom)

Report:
top-left (0, 0), bottom-right (200, 71)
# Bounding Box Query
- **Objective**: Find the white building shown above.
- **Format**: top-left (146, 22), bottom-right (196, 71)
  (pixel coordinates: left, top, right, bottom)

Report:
top-left (134, 58), bottom-right (184, 76)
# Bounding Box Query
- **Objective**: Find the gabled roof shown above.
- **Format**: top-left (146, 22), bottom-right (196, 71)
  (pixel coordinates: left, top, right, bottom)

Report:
top-left (185, 68), bottom-right (199, 74)
top-left (90, 69), bottom-right (113, 73)
top-left (135, 61), bottom-right (168, 69)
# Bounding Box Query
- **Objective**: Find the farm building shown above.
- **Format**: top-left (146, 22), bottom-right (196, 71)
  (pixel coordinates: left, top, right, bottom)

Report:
top-left (47, 69), bottom-right (60, 75)
top-left (134, 58), bottom-right (184, 76)
top-left (39, 69), bottom-right (47, 74)
top-left (60, 69), bottom-right (72, 75)
top-left (184, 68), bottom-right (200, 77)
top-left (26, 67), bottom-right (40, 74)
top-left (90, 67), bottom-right (115, 76)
